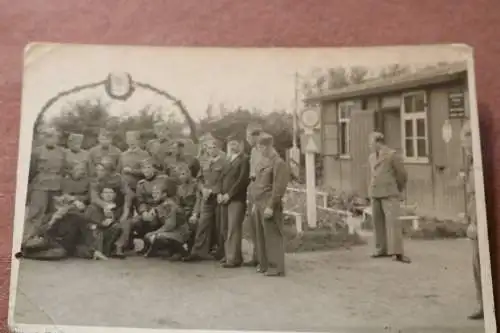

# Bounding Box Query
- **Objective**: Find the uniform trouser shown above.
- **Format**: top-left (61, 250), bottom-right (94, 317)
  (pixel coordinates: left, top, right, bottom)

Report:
top-left (253, 201), bottom-right (285, 274)
top-left (21, 238), bottom-right (93, 261)
top-left (245, 200), bottom-right (259, 263)
top-left (148, 234), bottom-right (188, 257)
top-left (371, 196), bottom-right (403, 256)
top-left (192, 197), bottom-right (220, 258)
top-left (115, 216), bottom-right (159, 250)
top-left (94, 224), bottom-right (122, 256)
top-left (222, 200), bottom-right (246, 265)
top-left (25, 189), bottom-right (61, 239)
top-left (472, 237), bottom-right (483, 310)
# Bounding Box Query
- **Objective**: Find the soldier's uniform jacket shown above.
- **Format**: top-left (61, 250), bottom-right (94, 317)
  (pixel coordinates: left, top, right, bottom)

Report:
top-left (177, 180), bottom-right (200, 218)
top-left (165, 154), bottom-right (201, 179)
top-left (199, 154), bottom-right (227, 197)
top-left (249, 146), bottom-right (262, 180)
top-left (90, 173), bottom-right (132, 209)
top-left (146, 138), bottom-right (171, 171)
top-left (251, 152), bottom-right (289, 209)
top-left (117, 147), bottom-right (150, 191)
top-left (136, 174), bottom-right (170, 213)
top-left (29, 145), bottom-right (67, 191)
top-left (88, 145), bottom-right (122, 175)
top-left (368, 146), bottom-right (407, 198)
top-left (61, 176), bottom-right (90, 204)
top-left (64, 149), bottom-right (89, 175)
top-left (153, 199), bottom-right (190, 243)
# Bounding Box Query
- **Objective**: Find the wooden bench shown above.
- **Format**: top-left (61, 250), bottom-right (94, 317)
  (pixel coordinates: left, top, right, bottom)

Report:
top-left (362, 205), bottom-right (420, 231)
top-left (284, 210), bottom-right (304, 234)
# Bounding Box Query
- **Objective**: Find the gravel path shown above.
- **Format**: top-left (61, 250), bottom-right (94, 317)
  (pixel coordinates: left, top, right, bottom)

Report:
top-left (12, 238), bottom-right (484, 332)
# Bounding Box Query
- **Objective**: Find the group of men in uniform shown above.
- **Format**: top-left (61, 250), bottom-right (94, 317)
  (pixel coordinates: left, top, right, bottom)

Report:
top-left (20, 120), bottom-right (290, 277)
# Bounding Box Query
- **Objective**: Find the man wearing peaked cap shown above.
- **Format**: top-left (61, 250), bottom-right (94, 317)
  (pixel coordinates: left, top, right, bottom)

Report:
top-left (25, 126), bottom-right (67, 240)
top-left (184, 136), bottom-right (227, 262)
top-left (117, 130), bottom-right (150, 193)
top-left (242, 124), bottom-right (263, 267)
top-left (88, 128), bottom-right (121, 177)
top-left (146, 121), bottom-right (172, 172)
top-left (65, 133), bottom-right (89, 176)
top-left (165, 140), bottom-right (201, 180)
top-left (250, 131), bottom-right (289, 276)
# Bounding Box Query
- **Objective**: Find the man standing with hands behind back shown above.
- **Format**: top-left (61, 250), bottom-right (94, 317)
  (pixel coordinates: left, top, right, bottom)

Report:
top-left (368, 132), bottom-right (410, 264)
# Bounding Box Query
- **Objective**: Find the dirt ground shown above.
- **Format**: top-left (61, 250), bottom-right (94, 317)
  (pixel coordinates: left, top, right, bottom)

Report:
top-left (12, 238), bottom-right (485, 333)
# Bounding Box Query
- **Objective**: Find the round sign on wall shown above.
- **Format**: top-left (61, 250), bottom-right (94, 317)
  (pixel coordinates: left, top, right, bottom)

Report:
top-left (300, 106), bottom-right (320, 129)
top-left (442, 120), bottom-right (452, 143)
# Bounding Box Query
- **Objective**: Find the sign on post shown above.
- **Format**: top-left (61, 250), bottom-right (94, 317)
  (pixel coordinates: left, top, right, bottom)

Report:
top-left (299, 106), bottom-right (320, 229)
top-left (442, 120), bottom-right (452, 144)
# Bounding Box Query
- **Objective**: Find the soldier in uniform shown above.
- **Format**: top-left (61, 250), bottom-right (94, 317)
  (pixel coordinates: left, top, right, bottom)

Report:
top-left (460, 121), bottom-right (484, 320)
top-left (184, 138), bottom-right (227, 262)
top-left (219, 132), bottom-right (250, 268)
top-left (251, 133), bottom-right (289, 276)
top-left (117, 131), bottom-right (150, 194)
top-left (88, 128), bottom-right (122, 177)
top-left (368, 132), bottom-right (410, 264)
top-left (176, 164), bottom-right (201, 252)
top-left (65, 133), bottom-right (89, 175)
top-left (164, 141), bottom-right (201, 180)
top-left (126, 157), bottom-right (171, 252)
top-left (146, 121), bottom-right (172, 172)
top-left (60, 161), bottom-right (90, 215)
top-left (88, 156), bottom-right (133, 258)
top-left (26, 127), bottom-right (68, 239)
top-left (143, 180), bottom-right (190, 260)
top-left (242, 124), bottom-right (263, 267)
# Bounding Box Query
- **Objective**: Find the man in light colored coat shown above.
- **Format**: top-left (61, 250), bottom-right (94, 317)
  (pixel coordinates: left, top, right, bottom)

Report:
top-left (368, 132), bottom-right (410, 263)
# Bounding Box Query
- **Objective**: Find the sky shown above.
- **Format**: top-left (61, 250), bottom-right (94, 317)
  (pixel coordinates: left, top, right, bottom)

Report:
top-left (22, 44), bottom-right (471, 125)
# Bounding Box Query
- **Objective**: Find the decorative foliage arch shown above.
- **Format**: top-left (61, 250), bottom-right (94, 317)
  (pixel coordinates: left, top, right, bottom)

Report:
top-left (34, 72), bottom-right (198, 144)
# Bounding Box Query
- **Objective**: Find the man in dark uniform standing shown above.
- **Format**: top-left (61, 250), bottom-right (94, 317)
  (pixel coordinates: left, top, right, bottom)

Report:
top-left (65, 133), bottom-right (89, 175)
top-left (184, 138), bottom-right (227, 262)
top-left (26, 127), bottom-right (68, 239)
top-left (219, 132), bottom-right (250, 268)
top-left (146, 120), bottom-right (172, 172)
top-left (88, 129), bottom-right (122, 177)
top-left (251, 133), bottom-right (289, 277)
top-left (117, 131), bottom-right (150, 193)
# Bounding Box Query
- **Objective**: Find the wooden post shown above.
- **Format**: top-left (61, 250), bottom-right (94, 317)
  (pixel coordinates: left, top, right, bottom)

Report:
top-left (305, 138), bottom-right (317, 228)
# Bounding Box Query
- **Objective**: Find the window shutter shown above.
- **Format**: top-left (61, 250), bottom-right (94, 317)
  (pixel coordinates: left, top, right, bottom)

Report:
top-left (322, 103), bottom-right (339, 156)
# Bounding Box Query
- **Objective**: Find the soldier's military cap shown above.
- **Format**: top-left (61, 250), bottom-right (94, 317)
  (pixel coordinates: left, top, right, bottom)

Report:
top-left (227, 131), bottom-right (245, 142)
top-left (68, 133), bottom-right (84, 143)
top-left (369, 132), bottom-right (385, 143)
top-left (153, 120), bottom-right (169, 130)
top-left (175, 140), bottom-right (185, 148)
top-left (126, 130), bottom-right (141, 141)
top-left (257, 132), bottom-right (274, 146)
top-left (140, 157), bottom-right (155, 168)
top-left (247, 123), bottom-right (263, 135)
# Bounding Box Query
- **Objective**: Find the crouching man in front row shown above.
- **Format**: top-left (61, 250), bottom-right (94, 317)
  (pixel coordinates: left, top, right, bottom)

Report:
top-left (252, 133), bottom-right (289, 277)
top-left (143, 180), bottom-right (191, 260)
top-left (16, 195), bottom-right (106, 261)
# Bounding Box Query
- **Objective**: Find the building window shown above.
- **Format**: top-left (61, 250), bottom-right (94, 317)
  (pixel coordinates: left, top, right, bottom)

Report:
top-left (338, 101), bottom-right (354, 157)
top-left (401, 91), bottom-right (429, 163)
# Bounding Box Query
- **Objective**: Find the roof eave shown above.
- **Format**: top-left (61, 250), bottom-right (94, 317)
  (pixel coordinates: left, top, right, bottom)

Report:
top-left (305, 71), bottom-right (467, 104)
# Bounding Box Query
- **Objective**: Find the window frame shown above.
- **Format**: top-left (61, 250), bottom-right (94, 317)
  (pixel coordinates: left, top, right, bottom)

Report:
top-left (338, 101), bottom-right (355, 159)
top-left (400, 91), bottom-right (429, 164)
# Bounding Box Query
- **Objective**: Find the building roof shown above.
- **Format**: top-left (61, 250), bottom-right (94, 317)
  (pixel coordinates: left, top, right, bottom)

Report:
top-left (305, 61), bottom-right (468, 103)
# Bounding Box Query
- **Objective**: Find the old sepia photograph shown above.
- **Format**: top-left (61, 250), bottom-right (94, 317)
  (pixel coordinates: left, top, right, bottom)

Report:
top-left (8, 44), bottom-right (495, 333)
